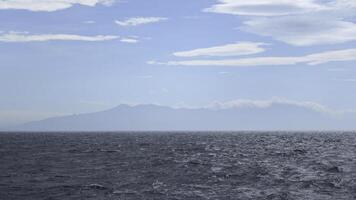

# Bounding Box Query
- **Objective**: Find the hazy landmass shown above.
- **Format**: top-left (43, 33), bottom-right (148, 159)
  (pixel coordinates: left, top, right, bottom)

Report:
top-left (8, 103), bottom-right (356, 131)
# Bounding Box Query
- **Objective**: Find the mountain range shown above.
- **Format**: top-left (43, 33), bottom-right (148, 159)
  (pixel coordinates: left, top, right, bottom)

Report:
top-left (7, 101), bottom-right (356, 131)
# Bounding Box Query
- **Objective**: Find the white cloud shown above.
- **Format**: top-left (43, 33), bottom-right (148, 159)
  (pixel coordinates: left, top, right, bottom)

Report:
top-left (0, 32), bottom-right (119, 42)
top-left (173, 42), bottom-right (267, 57)
top-left (242, 16), bottom-right (356, 46)
top-left (328, 0), bottom-right (356, 17)
top-left (120, 38), bottom-right (139, 43)
top-left (209, 98), bottom-right (340, 115)
top-left (205, 0), bottom-right (356, 46)
top-left (148, 48), bottom-right (356, 67)
top-left (305, 48), bottom-right (356, 65)
top-left (168, 97), bottom-right (356, 117)
top-left (204, 0), bottom-right (326, 16)
top-left (115, 17), bottom-right (167, 27)
top-left (0, 0), bottom-right (115, 12)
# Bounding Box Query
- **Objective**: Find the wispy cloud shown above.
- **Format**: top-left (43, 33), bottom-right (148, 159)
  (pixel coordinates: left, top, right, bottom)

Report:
top-left (173, 42), bottom-right (267, 57)
top-left (0, 32), bottom-right (119, 42)
top-left (120, 38), bottom-right (139, 43)
top-left (0, 0), bottom-right (115, 12)
top-left (115, 17), bottom-right (168, 27)
top-left (242, 16), bottom-right (356, 46)
top-left (209, 98), bottom-right (342, 115)
top-left (205, 0), bottom-right (356, 46)
top-left (169, 97), bottom-right (354, 116)
top-left (204, 0), bottom-right (326, 17)
top-left (149, 48), bottom-right (356, 67)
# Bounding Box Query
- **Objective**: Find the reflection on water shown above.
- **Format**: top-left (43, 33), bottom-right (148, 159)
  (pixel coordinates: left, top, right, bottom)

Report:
top-left (0, 132), bottom-right (355, 199)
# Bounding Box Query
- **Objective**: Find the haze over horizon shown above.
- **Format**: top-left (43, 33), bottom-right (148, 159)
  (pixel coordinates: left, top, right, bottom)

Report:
top-left (3, 99), bottom-right (356, 131)
top-left (1, 0), bottom-right (356, 129)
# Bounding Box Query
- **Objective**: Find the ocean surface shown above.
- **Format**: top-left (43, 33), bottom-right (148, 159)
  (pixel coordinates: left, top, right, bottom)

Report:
top-left (0, 132), bottom-right (355, 200)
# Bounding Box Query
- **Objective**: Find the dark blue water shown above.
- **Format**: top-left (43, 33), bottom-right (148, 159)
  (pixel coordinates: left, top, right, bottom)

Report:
top-left (0, 132), bottom-right (355, 200)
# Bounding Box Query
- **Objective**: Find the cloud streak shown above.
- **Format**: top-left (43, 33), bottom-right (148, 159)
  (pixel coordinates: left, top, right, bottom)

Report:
top-left (0, 32), bottom-right (119, 42)
top-left (242, 16), bottom-right (356, 46)
top-left (149, 48), bottom-right (356, 67)
top-left (204, 0), bottom-right (326, 17)
top-left (208, 98), bottom-right (344, 116)
top-left (173, 42), bottom-right (267, 57)
top-left (115, 17), bottom-right (167, 27)
top-left (0, 0), bottom-right (115, 12)
top-left (120, 38), bottom-right (139, 43)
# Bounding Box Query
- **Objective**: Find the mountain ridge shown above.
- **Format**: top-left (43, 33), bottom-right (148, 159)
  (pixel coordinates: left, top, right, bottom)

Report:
top-left (5, 102), bottom-right (356, 131)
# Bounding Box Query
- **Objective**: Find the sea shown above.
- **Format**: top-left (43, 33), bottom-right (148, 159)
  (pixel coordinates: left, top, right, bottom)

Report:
top-left (0, 132), bottom-right (355, 200)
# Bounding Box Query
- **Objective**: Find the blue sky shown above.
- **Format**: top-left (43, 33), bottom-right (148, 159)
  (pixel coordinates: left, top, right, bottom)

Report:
top-left (1, 0), bottom-right (356, 127)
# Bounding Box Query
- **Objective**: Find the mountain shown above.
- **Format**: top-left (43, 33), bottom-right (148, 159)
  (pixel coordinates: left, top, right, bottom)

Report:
top-left (9, 102), bottom-right (356, 131)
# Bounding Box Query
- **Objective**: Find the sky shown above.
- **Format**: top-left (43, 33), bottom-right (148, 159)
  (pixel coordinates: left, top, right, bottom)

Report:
top-left (1, 0), bottom-right (356, 127)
